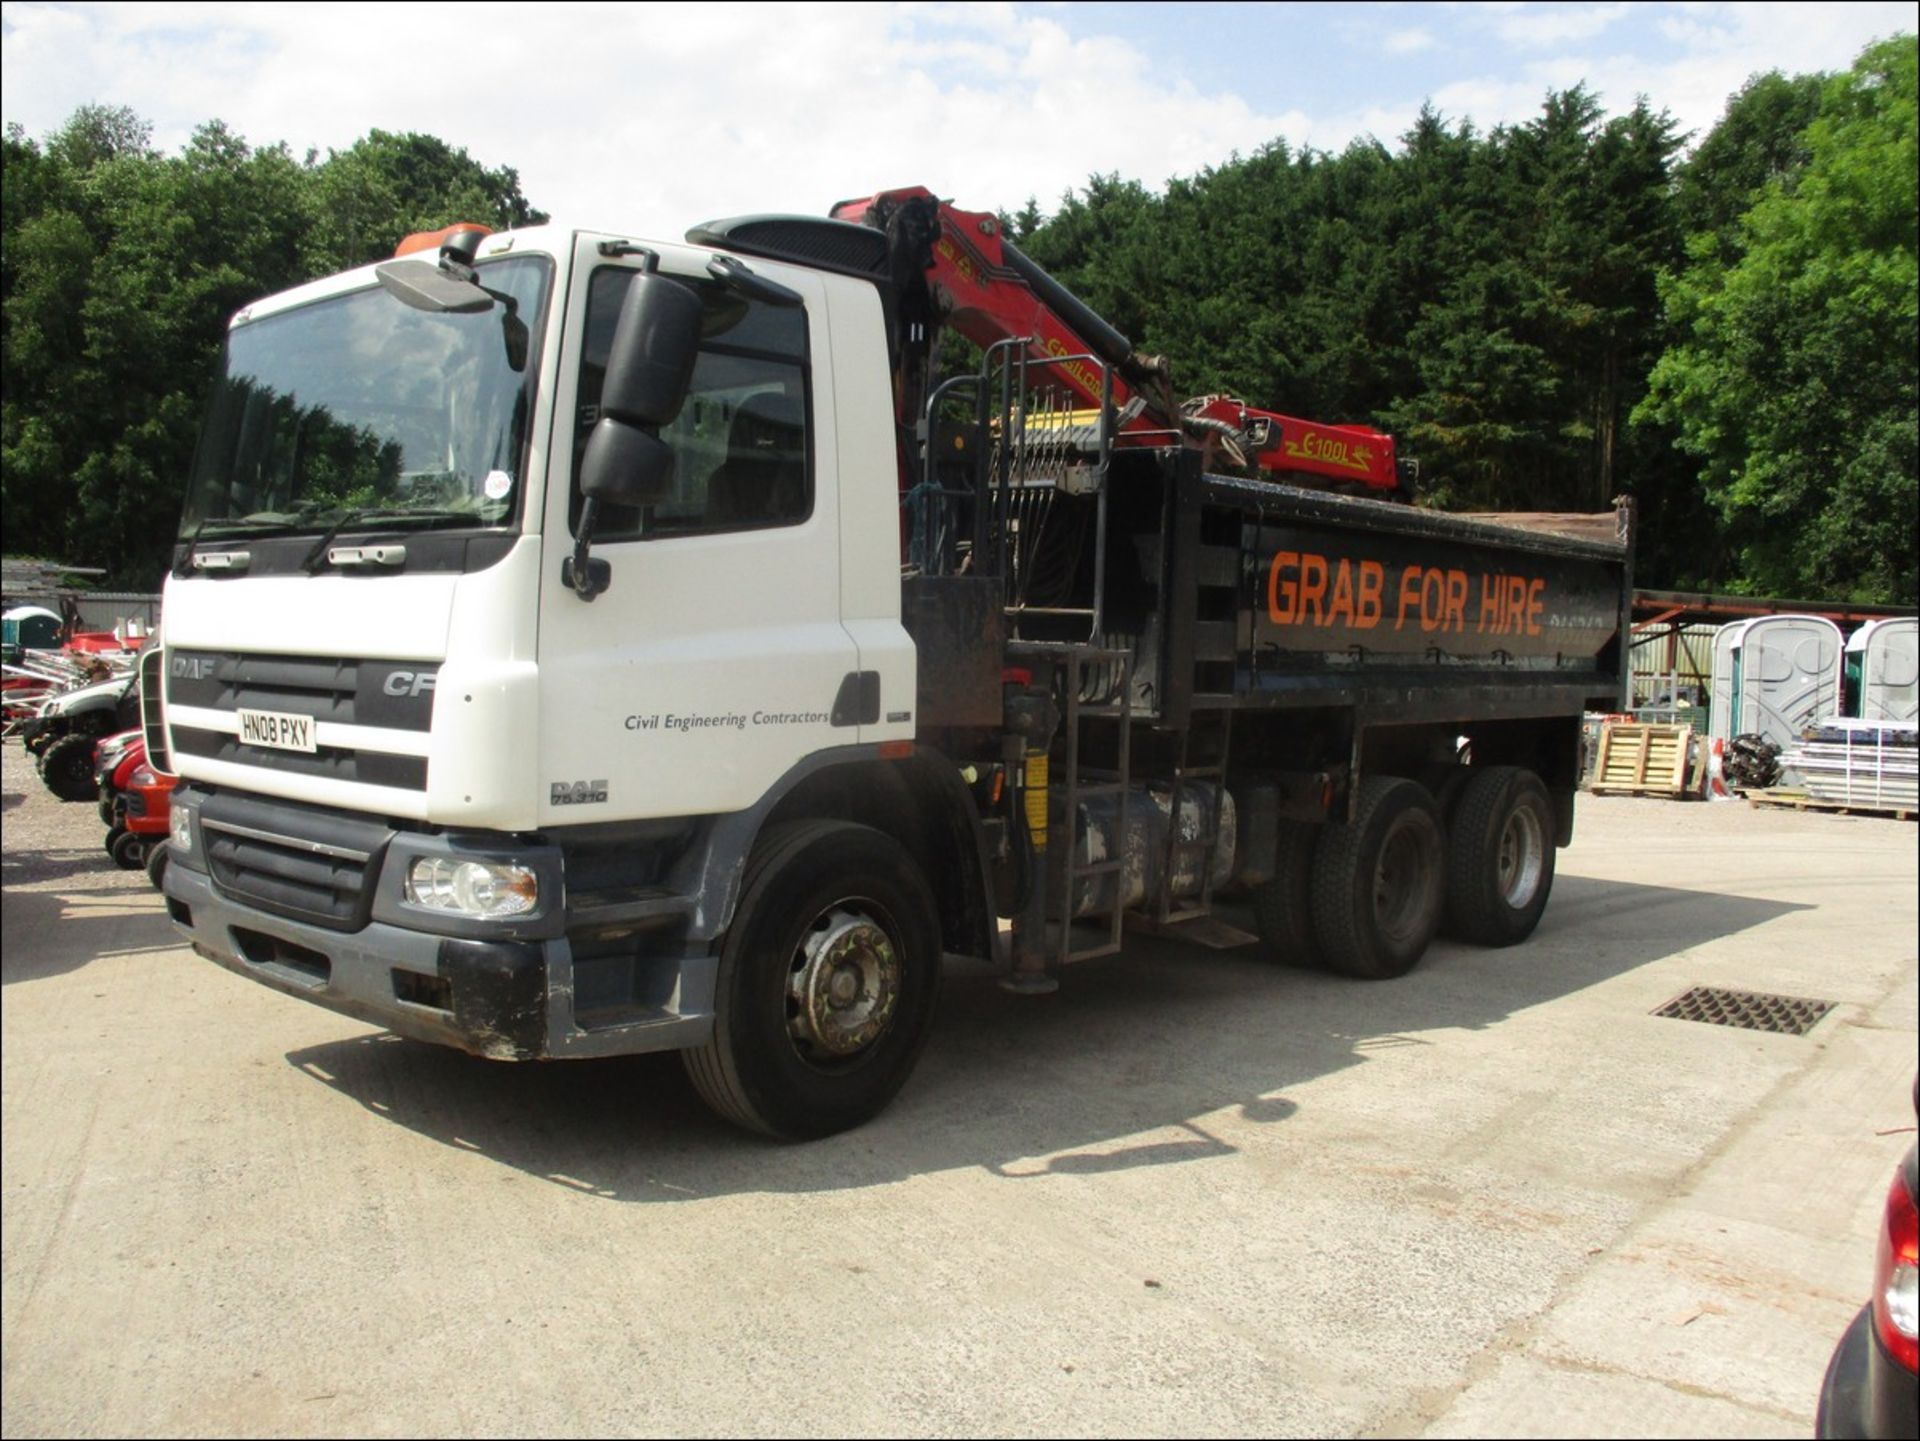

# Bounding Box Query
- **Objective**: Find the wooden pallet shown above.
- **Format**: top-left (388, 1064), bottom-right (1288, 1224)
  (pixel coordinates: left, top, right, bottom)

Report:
top-left (1590, 722), bottom-right (1694, 798)
top-left (1747, 788), bottom-right (1917, 821)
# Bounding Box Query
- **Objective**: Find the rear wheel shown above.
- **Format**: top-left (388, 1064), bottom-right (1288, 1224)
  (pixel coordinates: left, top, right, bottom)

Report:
top-left (1251, 821), bottom-right (1322, 967)
top-left (683, 820), bottom-right (942, 1140)
top-left (1310, 777), bottom-right (1445, 979)
top-left (41, 732), bottom-right (100, 802)
top-left (1443, 766), bottom-right (1555, 946)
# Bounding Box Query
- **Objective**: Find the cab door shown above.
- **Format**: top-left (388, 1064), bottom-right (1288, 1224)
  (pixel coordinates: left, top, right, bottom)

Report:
top-left (535, 236), bottom-right (859, 824)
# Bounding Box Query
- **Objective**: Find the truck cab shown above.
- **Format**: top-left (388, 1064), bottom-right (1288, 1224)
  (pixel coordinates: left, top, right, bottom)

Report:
top-left (160, 227), bottom-right (966, 1105)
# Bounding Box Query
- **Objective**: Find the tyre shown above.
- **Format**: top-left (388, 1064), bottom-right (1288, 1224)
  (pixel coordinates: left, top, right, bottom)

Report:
top-left (1443, 766), bottom-right (1556, 947)
top-left (1251, 820), bottom-right (1322, 967)
top-left (110, 829), bottom-right (148, 870)
top-left (146, 841), bottom-right (170, 892)
top-left (41, 732), bottom-right (101, 802)
top-left (104, 825), bottom-right (127, 856)
top-left (1416, 762), bottom-right (1469, 823)
top-left (1310, 776), bottom-right (1445, 979)
top-left (683, 820), bottom-right (943, 1140)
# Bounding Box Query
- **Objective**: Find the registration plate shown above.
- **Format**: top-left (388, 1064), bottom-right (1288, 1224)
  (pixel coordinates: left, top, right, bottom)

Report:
top-left (237, 708), bottom-right (316, 753)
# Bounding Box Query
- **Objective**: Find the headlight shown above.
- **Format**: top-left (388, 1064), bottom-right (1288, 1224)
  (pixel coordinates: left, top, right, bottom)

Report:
top-left (129, 766), bottom-right (157, 787)
top-left (405, 857), bottom-right (538, 918)
top-left (170, 805), bottom-right (193, 855)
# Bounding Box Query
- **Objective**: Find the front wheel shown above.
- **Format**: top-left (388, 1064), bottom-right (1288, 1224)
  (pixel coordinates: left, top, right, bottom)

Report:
top-left (41, 732), bottom-right (101, 802)
top-left (1251, 820), bottom-right (1322, 968)
top-left (1443, 766), bottom-right (1556, 946)
top-left (683, 820), bottom-right (942, 1140)
top-left (1310, 777), bottom-right (1445, 979)
top-left (110, 829), bottom-right (148, 870)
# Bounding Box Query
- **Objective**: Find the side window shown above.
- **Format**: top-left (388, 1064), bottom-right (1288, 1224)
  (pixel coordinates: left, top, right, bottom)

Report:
top-left (571, 268), bottom-right (811, 539)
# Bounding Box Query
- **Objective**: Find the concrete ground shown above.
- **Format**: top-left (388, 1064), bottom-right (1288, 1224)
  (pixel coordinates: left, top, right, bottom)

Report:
top-left (3, 738), bottom-right (1915, 1438)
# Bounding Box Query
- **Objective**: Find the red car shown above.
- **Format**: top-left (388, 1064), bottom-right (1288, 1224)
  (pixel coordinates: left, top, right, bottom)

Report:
top-left (1817, 1082), bottom-right (1919, 1438)
top-left (93, 731), bottom-right (177, 888)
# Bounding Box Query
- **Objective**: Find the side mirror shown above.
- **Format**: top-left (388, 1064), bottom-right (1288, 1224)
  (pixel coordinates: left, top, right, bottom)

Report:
top-left (568, 422), bottom-right (675, 600)
top-left (579, 420), bottom-right (674, 508)
top-left (375, 258), bottom-right (494, 314)
top-left (564, 270), bottom-right (702, 602)
top-left (600, 271), bottom-right (701, 426)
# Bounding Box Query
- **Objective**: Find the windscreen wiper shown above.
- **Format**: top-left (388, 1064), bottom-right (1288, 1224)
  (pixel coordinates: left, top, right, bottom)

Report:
top-left (302, 508), bottom-right (493, 571)
top-left (177, 514), bottom-right (321, 576)
top-left (301, 510), bottom-right (355, 573)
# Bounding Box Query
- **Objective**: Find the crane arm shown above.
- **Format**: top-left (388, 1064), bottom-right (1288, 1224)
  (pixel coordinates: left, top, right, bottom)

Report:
top-left (830, 186), bottom-right (1403, 497)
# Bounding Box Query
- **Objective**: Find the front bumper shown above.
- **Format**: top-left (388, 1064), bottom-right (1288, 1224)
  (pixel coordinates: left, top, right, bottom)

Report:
top-left (167, 861), bottom-right (555, 1057)
top-left (161, 797), bottom-right (714, 1061)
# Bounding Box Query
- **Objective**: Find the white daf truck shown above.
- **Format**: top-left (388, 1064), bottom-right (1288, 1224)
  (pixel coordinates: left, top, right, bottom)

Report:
top-left (152, 195), bottom-right (1633, 1138)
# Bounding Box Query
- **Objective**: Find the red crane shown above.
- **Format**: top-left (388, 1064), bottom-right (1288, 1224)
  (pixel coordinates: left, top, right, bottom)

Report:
top-left (829, 186), bottom-right (1406, 498)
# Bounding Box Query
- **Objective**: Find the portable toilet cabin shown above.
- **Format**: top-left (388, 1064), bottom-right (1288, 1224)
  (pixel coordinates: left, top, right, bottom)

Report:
top-left (1709, 615), bottom-right (1844, 752)
top-left (1, 604), bottom-right (63, 666)
top-left (1708, 620), bottom-right (1751, 746)
top-left (1846, 617), bottom-right (1919, 723)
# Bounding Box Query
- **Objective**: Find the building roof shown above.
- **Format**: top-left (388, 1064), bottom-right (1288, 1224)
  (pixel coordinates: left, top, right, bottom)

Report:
top-left (1633, 588), bottom-right (1917, 631)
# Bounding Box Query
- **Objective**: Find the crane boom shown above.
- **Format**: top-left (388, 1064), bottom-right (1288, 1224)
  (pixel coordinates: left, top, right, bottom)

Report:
top-left (829, 185), bottom-right (1405, 498)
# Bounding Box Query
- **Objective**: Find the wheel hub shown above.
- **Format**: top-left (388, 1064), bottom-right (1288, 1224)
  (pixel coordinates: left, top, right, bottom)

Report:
top-left (788, 909), bottom-right (900, 1057)
top-left (1373, 825), bottom-right (1432, 944)
top-left (1497, 808), bottom-right (1545, 907)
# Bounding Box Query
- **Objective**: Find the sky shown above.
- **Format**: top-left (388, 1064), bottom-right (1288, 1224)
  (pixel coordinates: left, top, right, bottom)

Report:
top-left (2, 1), bottom-right (1914, 234)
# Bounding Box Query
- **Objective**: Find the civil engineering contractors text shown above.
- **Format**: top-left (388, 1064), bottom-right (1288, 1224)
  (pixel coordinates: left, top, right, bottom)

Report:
top-left (625, 710), bottom-right (830, 732)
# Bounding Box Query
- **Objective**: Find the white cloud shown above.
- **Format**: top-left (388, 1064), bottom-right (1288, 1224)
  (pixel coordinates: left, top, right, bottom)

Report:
top-left (0, 1), bottom-right (1300, 231)
top-left (1335, 1), bottom-right (1913, 151)
top-left (1488, 2), bottom-right (1635, 49)
top-left (1518, 2), bottom-right (1912, 146)
top-left (1, 0), bottom-right (1912, 238)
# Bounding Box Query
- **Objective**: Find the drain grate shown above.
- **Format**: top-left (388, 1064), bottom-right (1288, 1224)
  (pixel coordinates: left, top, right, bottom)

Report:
top-left (1653, 986), bottom-right (1834, 1036)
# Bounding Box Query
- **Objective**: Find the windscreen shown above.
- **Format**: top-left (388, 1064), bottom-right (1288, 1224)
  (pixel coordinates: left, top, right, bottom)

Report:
top-left (180, 255), bottom-right (552, 537)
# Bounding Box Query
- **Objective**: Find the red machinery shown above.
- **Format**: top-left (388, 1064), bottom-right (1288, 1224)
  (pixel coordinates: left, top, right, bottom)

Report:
top-left (827, 186), bottom-right (1405, 498)
top-left (93, 730), bottom-right (176, 887)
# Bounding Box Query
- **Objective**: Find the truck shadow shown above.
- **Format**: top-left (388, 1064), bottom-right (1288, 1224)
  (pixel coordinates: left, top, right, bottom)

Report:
top-left (281, 874), bottom-right (1811, 1202)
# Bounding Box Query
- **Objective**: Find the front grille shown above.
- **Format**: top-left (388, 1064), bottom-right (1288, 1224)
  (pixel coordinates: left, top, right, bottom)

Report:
top-left (173, 726), bottom-right (427, 791)
top-left (168, 650), bottom-right (437, 731)
top-left (166, 650), bottom-right (437, 792)
top-left (199, 792), bottom-right (393, 931)
top-left (140, 648), bottom-right (171, 774)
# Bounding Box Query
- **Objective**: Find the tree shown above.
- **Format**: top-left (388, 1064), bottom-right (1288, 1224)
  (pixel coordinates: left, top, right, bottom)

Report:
top-left (304, 129), bottom-right (548, 274)
top-left (1, 108), bottom-right (551, 588)
top-left (1637, 36), bottom-right (1919, 603)
top-left (1675, 70), bottom-right (1825, 253)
